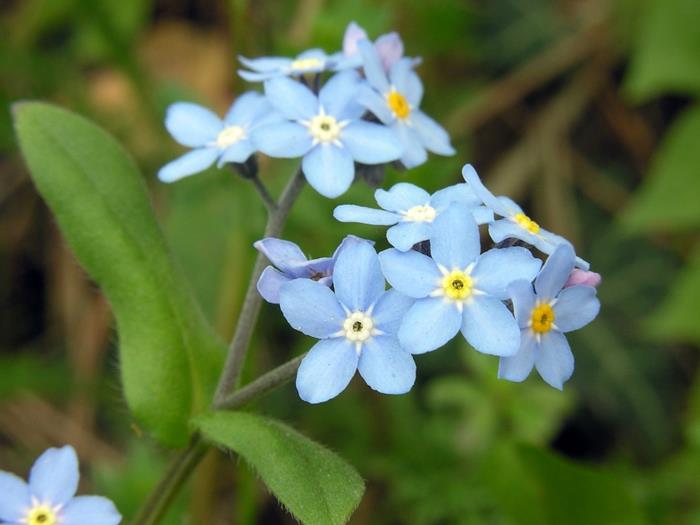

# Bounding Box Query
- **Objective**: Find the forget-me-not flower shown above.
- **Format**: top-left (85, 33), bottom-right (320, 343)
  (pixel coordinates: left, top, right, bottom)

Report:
top-left (334, 182), bottom-right (494, 251)
top-left (462, 164), bottom-right (591, 269)
top-left (238, 48), bottom-right (334, 82)
top-left (280, 236), bottom-right (416, 403)
top-left (498, 244), bottom-right (600, 389)
top-left (379, 203), bottom-right (542, 356)
top-left (356, 39), bottom-right (454, 168)
top-left (255, 236), bottom-right (355, 304)
top-left (253, 70), bottom-right (403, 198)
top-left (333, 21), bottom-right (409, 72)
top-left (0, 445), bottom-right (121, 525)
top-left (158, 92), bottom-right (282, 183)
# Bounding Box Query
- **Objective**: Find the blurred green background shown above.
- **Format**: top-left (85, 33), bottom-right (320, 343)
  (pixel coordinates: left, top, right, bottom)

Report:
top-left (2, 0), bottom-right (700, 523)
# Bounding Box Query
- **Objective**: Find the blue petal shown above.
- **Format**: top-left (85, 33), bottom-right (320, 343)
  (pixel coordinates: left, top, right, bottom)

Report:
top-left (394, 122), bottom-right (427, 168)
top-left (378, 248), bottom-right (440, 298)
top-left (375, 182), bottom-right (430, 212)
top-left (398, 297), bottom-right (461, 354)
top-left (263, 76), bottom-right (318, 121)
top-left (389, 58), bottom-right (423, 106)
top-left (371, 289), bottom-right (415, 335)
top-left (461, 164), bottom-right (513, 216)
top-left (471, 247), bottom-right (542, 300)
top-left (238, 69), bottom-right (278, 82)
top-left (158, 148), bottom-right (220, 183)
top-left (238, 55), bottom-right (291, 73)
top-left (473, 206), bottom-right (495, 225)
top-left (302, 144), bottom-right (354, 198)
top-left (217, 140), bottom-right (255, 165)
top-left (297, 48), bottom-right (328, 64)
top-left (224, 91), bottom-right (269, 125)
top-left (488, 218), bottom-right (538, 245)
top-left (319, 70), bottom-right (364, 120)
top-left (333, 205), bottom-right (398, 225)
top-left (0, 472), bottom-right (30, 522)
top-left (430, 183), bottom-right (480, 211)
top-left (357, 84), bottom-right (394, 124)
top-left (507, 280), bottom-right (536, 329)
top-left (358, 39), bottom-right (389, 93)
top-left (358, 336), bottom-right (416, 394)
top-left (333, 237), bottom-right (384, 311)
top-left (375, 32), bottom-right (405, 71)
top-left (429, 203), bottom-right (480, 270)
top-left (254, 238), bottom-right (307, 272)
top-left (535, 243), bottom-right (576, 300)
top-left (252, 122), bottom-right (312, 158)
top-left (386, 221), bottom-right (431, 251)
top-left (342, 22), bottom-right (368, 56)
top-left (461, 296), bottom-right (521, 356)
top-left (341, 121), bottom-right (403, 164)
top-left (256, 266), bottom-right (292, 304)
top-left (553, 285), bottom-right (600, 332)
top-left (299, 256), bottom-right (334, 279)
top-left (498, 331), bottom-right (537, 382)
top-left (410, 109), bottom-right (454, 156)
top-left (296, 338), bottom-right (359, 403)
top-left (164, 102), bottom-right (222, 148)
top-left (61, 495), bottom-right (121, 525)
top-left (279, 279), bottom-right (345, 338)
top-left (534, 331), bottom-right (574, 390)
top-left (29, 445), bottom-right (79, 506)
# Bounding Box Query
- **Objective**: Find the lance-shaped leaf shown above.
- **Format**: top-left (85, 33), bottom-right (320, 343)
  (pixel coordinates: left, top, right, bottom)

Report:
top-left (13, 102), bottom-right (224, 446)
top-left (196, 411), bottom-right (365, 525)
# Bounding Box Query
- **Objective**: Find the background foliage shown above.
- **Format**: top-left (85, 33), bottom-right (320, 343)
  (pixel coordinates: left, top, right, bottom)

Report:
top-left (1, 0), bottom-right (699, 523)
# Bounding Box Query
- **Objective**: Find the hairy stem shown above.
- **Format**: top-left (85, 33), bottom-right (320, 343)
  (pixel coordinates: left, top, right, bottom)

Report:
top-left (215, 353), bottom-right (305, 410)
top-left (213, 166), bottom-right (305, 404)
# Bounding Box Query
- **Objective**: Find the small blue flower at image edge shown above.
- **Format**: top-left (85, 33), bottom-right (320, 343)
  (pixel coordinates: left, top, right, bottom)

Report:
top-left (279, 236), bottom-right (416, 404)
top-left (379, 203), bottom-right (542, 356)
top-left (334, 181), bottom-right (494, 251)
top-left (253, 70), bottom-right (403, 198)
top-left (0, 445), bottom-right (121, 525)
top-left (238, 48), bottom-right (334, 82)
top-left (498, 243), bottom-right (600, 390)
top-left (255, 236), bottom-right (356, 304)
top-left (158, 91), bottom-right (283, 183)
top-left (356, 39), bottom-right (454, 169)
top-left (462, 164), bottom-right (591, 269)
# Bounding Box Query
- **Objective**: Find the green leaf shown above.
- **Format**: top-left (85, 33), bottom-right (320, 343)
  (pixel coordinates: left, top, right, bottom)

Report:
top-left (621, 105), bottom-right (700, 233)
top-left (648, 246), bottom-right (700, 344)
top-left (196, 411), bottom-right (365, 525)
top-left (13, 102), bottom-right (224, 446)
top-left (624, 0), bottom-right (700, 100)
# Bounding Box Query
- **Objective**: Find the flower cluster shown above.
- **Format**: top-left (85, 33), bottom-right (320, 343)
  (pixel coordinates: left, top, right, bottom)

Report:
top-left (0, 446), bottom-right (121, 525)
top-left (158, 22), bottom-right (454, 197)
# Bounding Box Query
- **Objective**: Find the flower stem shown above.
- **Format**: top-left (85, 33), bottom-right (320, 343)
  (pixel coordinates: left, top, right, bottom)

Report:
top-left (249, 174), bottom-right (278, 213)
top-left (213, 166), bottom-right (305, 404)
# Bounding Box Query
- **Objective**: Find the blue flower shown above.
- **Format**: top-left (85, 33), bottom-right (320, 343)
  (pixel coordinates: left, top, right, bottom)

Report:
top-left (334, 182), bottom-right (494, 251)
top-left (158, 92), bottom-right (282, 183)
top-left (0, 445), bottom-right (121, 525)
top-left (356, 39), bottom-right (454, 168)
top-left (332, 21), bottom-right (411, 72)
top-left (253, 70), bottom-right (403, 198)
top-left (462, 164), bottom-right (591, 269)
top-left (255, 236), bottom-right (355, 304)
top-left (238, 49), bottom-right (334, 82)
top-left (279, 237), bottom-right (416, 403)
top-left (379, 203), bottom-right (542, 356)
top-left (498, 244), bottom-right (600, 389)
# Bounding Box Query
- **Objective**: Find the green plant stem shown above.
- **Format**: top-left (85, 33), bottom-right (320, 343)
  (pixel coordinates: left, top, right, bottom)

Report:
top-left (249, 174), bottom-right (278, 213)
top-left (214, 166), bottom-right (305, 404)
top-left (131, 436), bottom-right (208, 525)
top-left (215, 353), bottom-right (306, 410)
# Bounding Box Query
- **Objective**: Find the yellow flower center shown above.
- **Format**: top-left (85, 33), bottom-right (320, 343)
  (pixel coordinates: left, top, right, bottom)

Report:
top-left (215, 125), bottom-right (246, 148)
top-left (290, 57), bottom-right (324, 72)
top-left (307, 114), bottom-right (342, 143)
top-left (441, 271), bottom-right (473, 301)
top-left (26, 506), bottom-right (57, 525)
top-left (513, 213), bottom-right (540, 234)
top-left (403, 204), bottom-right (436, 223)
top-left (530, 303), bottom-right (555, 334)
top-left (343, 311), bottom-right (374, 342)
top-left (387, 90), bottom-right (411, 119)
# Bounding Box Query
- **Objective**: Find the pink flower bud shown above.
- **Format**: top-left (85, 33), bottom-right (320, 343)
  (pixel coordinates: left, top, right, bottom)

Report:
top-left (565, 269), bottom-right (602, 288)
